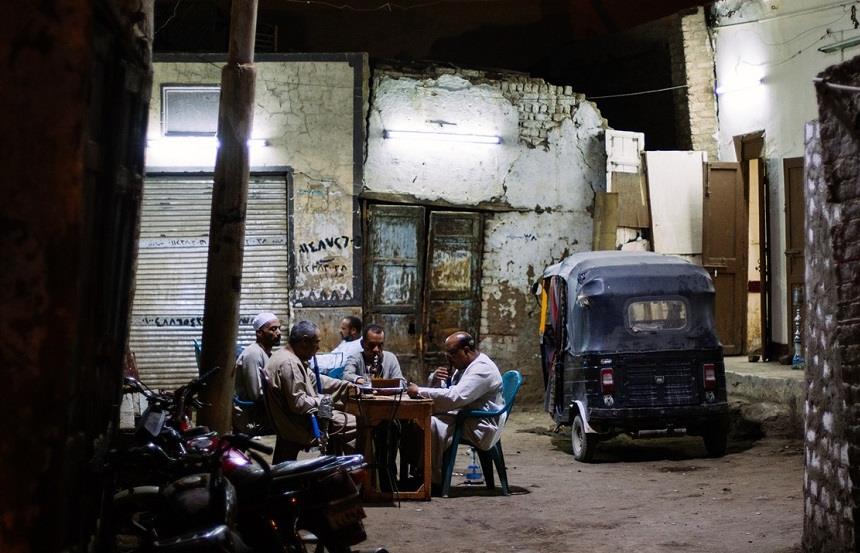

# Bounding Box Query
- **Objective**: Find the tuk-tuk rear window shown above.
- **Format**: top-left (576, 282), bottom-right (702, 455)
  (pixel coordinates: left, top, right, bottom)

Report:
top-left (626, 299), bottom-right (688, 333)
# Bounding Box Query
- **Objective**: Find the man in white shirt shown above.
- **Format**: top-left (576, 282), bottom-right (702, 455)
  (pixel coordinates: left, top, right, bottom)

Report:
top-left (331, 316), bottom-right (364, 359)
top-left (406, 331), bottom-right (505, 486)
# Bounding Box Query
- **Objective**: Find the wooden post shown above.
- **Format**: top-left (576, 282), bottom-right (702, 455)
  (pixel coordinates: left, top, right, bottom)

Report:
top-left (198, 0), bottom-right (258, 432)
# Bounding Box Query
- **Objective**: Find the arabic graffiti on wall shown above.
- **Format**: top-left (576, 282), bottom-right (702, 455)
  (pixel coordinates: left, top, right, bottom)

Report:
top-left (292, 174), bottom-right (355, 304)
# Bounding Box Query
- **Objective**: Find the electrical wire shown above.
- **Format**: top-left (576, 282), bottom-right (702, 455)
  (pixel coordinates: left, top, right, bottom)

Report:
top-left (586, 84), bottom-right (688, 101)
top-left (276, 0), bottom-right (508, 12)
top-left (753, 11), bottom-right (847, 47)
top-left (712, 0), bottom-right (860, 29)
top-left (154, 0), bottom-right (184, 36)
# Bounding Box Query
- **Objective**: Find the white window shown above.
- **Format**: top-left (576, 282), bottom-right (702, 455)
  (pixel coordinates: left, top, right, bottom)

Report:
top-left (161, 85), bottom-right (220, 136)
top-left (626, 299), bottom-right (688, 333)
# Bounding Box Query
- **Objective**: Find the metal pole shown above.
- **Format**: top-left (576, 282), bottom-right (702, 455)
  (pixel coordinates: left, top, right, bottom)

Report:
top-left (197, 0), bottom-right (258, 432)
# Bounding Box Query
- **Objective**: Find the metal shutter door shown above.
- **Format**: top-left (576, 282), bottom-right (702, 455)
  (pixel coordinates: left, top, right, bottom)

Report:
top-left (129, 174), bottom-right (289, 389)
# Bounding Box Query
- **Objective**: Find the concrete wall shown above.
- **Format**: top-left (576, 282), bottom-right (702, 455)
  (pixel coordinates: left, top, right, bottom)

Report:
top-left (147, 55), bottom-right (365, 350)
top-left (145, 59), bottom-right (607, 399)
top-left (802, 58), bottom-right (860, 552)
top-left (711, 0), bottom-right (859, 344)
top-left (365, 65), bottom-right (607, 401)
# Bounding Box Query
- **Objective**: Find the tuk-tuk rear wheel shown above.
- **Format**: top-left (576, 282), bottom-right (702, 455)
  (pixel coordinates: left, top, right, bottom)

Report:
top-left (571, 415), bottom-right (596, 462)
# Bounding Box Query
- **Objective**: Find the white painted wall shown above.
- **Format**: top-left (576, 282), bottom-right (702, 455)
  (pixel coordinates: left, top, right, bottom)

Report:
top-left (712, 0), bottom-right (856, 342)
top-left (146, 59), bottom-right (362, 312)
top-left (147, 61), bottom-right (356, 182)
top-left (365, 73), bottom-right (604, 212)
top-left (365, 70), bottom-right (607, 393)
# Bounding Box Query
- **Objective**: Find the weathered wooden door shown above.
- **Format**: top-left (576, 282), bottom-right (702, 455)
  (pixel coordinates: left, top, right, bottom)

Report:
top-left (783, 157), bottom-right (805, 346)
top-left (364, 205), bottom-right (425, 380)
top-left (423, 212), bottom-right (483, 369)
top-left (702, 162), bottom-right (748, 355)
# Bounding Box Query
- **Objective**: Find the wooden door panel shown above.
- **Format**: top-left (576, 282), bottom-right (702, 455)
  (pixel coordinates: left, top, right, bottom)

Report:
top-left (703, 162), bottom-right (747, 355)
top-left (424, 212), bottom-right (483, 367)
top-left (369, 264), bottom-right (420, 310)
top-left (784, 157), bottom-right (805, 345)
top-left (364, 205), bottom-right (425, 379)
top-left (712, 272), bottom-right (738, 336)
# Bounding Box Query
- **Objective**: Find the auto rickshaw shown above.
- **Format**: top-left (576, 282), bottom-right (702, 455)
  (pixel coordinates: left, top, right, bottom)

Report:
top-left (534, 251), bottom-right (729, 462)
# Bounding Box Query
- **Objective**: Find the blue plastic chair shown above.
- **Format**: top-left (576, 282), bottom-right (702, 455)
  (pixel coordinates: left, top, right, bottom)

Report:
top-left (440, 370), bottom-right (523, 497)
top-left (326, 366), bottom-right (345, 380)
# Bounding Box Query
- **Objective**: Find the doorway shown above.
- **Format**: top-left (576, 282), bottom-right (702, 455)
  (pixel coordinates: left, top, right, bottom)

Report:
top-left (363, 203), bottom-right (483, 382)
top-left (702, 162), bottom-right (748, 355)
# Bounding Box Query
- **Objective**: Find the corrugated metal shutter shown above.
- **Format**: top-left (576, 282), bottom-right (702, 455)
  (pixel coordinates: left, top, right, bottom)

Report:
top-left (129, 174), bottom-right (289, 389)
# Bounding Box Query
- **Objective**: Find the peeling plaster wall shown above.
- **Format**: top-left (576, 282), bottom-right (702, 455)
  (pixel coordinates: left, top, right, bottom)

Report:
top-left (365, 67), bottom-right (605, 210)
top-left (148, 60), bottom-right (357, 185)
top-left (366, 66), bottom-right (607, 401)
top-left (146, 57), bottom-right (364, 316)
top-left (481, 211), bottom-right (593, 401)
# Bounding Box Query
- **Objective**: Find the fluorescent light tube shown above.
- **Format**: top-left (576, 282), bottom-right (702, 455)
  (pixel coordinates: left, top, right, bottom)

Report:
top-left (383, 130), bottom-right (501, 144)
top-left (819, 35), bottom-right (860, 53)
top-left (146, 137), bottom-right (268, 148)
top-left (715, 77), bottom-right (763, 95)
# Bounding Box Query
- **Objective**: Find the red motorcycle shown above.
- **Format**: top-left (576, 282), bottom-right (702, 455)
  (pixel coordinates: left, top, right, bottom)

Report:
top-left (121, 371), bottom-right (381, 553)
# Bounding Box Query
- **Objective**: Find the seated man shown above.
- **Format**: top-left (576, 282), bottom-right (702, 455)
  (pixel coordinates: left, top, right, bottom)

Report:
top-left (406, 331), bottom-right (505, 487)
top-left (342, 324), bottom-right (404, 385)
top-left (263, 320), bottom-right (359, 462)
top-left (233, 312), bottom-right (280, 431)
top-left (331, 315), bottom-right (364, 359)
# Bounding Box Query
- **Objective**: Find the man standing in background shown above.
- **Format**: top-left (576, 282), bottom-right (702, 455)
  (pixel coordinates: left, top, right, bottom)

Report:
top-left (332, 315), bottom-right (364, 359)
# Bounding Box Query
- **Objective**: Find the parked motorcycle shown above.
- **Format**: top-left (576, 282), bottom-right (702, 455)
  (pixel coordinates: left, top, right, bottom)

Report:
top-left (104, 434), bottom-right (258, 552)
top-left (117, 370), bottom-right (382, 553)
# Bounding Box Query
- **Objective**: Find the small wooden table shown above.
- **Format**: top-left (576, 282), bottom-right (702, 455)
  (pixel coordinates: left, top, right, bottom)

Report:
top-left (345, 395), bottom-right (433, 501)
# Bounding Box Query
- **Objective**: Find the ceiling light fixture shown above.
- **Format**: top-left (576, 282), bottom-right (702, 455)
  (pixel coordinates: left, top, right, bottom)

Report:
top-left (818, 35), bottom-right (860, 53)
top-left (715, 77), bottom-right (764, 96)
top-left (146, 137), bottom-right (269, 149)
top-left (383, 129), bottom-right (501, 144)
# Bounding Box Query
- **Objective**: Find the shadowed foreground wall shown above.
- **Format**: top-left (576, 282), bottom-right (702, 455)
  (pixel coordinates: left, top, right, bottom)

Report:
top-left (802, 56), bottom-right (860, 553)
top-left (0, 1), bottom-right (151, 551)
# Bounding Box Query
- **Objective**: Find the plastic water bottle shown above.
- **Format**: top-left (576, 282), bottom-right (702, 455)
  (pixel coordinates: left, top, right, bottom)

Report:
top-left (464, 448), bottom-right (484, 485)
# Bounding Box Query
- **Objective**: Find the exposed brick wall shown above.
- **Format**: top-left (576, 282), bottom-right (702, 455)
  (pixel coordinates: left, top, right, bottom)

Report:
top-left (803, 56), bottom-right (860, 552)
top-left (375, 62), bottom-right (599, 151)
top-left (668, 7), bottom-right (718, 158)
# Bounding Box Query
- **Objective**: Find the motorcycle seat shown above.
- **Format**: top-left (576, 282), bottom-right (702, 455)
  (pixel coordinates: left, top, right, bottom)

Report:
top-left (229, 455), bottom-right (339, 490)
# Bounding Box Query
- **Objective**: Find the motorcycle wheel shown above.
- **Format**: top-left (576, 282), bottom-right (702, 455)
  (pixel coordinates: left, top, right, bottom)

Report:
top-left (108, 489), bottom-right (164, 552)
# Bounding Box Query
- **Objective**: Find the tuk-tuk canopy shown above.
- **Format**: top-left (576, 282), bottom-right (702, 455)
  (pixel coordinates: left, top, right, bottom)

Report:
top-left (538, 251), bottom-right (719, 353)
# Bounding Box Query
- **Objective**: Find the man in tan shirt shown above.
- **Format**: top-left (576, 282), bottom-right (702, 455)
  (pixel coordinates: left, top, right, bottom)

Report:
top-left (264, 320), bottom-right (358, 462)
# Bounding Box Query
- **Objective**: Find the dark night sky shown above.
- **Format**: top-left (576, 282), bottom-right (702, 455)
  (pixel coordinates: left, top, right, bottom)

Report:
top-left (154, 0), bottom-right (711, 70)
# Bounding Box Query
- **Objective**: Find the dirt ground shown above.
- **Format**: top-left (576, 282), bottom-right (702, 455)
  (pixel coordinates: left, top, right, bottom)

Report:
top-left (358, 407), bottom-right (804, 553)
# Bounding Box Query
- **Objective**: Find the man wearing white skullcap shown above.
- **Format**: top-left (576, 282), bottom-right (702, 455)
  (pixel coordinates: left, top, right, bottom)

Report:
top-left (235, 312), bottom-right (281, 409)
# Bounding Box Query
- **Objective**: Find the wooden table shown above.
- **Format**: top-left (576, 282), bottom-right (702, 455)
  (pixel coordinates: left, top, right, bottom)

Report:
top-left (345, 395), bottom-right (433, 501)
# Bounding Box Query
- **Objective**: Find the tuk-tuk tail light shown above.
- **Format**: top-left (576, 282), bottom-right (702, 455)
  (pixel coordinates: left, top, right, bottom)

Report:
top-left (703, 363), bottom-right (717, 391)
top-left (600, 367), bottom-right (615, 394)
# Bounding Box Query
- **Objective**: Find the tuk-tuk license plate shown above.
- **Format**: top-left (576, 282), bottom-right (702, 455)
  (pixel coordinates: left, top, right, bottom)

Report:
top-left (325, 494), bottom-right (366, 530)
